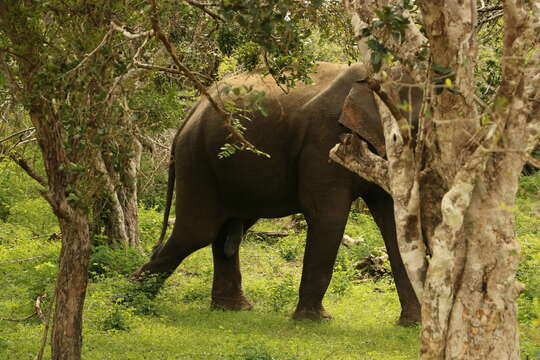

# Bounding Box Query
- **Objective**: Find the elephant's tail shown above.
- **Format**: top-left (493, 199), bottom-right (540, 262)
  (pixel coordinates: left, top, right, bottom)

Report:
top-left (151, 103), bottom-right (199, 259)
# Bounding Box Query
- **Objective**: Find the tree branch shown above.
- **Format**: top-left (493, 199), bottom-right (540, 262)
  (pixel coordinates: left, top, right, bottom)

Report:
top-left (67, 28), bottom-right (114, 74)
top-left (478, 5), bottom-right (503, 12)
top-left (364, 79), bottom-right (411, 144)
top-left (110, 21), bottom-right (154, 39)
top-left (9, 153), bottom-right (47, 187)
top-left (184, 0), bottom-right (224, 21)
top-left (134, 61), bottom-right (212, 82)
top-left (478, 12), bottom-right (504, 27)
top-left (0, 127), bottom-right (35, 144)
top-left (149, 0), bottom-right (258, 153)
top-left (329, 134), bottom-right (390, 193)
top-left (0, 293), bottom-right (47, 323)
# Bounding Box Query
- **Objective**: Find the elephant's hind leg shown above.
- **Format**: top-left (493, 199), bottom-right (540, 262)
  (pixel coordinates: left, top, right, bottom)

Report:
top-left (132, 214), bottom-right (220, 292)
top-left (211, 218), bottom-right (257, 311)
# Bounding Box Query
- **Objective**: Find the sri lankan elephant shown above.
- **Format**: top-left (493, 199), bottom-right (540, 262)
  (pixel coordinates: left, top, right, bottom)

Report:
top-left (134, 62), bottom-right (422, 325)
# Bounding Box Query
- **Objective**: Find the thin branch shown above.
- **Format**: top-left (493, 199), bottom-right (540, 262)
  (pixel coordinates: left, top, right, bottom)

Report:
top-left (0, 293), bottom-right (46, 323)
top-left (0, 127), bottom-right (35, 144)
top-left (110, 21), bottom-right (154, 39)
top-left (35, 292), bottom-right (54, 360)
top-left (363, 78), bottom-right (411, 144)
top-left (478, 11), bottom-right (504, 27)
top-left (138, 133), bottom-right (170, 151)
top-left (478, 5), bottom-right (503, 12)
top-left (67, 28), bottom-right (114, 74)
top-left (0, 312), bottom-right (37, 322)
top-left (134, 61), bottom-right (212, 82)
top-left (184, 0), bottom-right (225, 21)
top-left (105, 35), bottom-right (151, 102)
top-left (149, 0), bottom-right (258, 152)
top-left (9, 154), bottom-right (47, 187)
top-left (0, 47), bottom-right (34, 65)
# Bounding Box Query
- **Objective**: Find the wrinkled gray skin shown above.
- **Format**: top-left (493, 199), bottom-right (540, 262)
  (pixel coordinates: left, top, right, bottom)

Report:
top-left (134, 62), bottom-right (421, 324)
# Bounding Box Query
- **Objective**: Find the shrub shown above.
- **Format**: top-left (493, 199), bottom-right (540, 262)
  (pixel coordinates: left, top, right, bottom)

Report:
top-left (89, 245), bottom-right (145, 279)
top-left (268, 274), bottom-right (296, 312)
top-left (112, 274), bottom-right (164, 315)
top-left (0, 223), bottom-right (34, 246)
top-left (276, 236), bottom-right (302, 262)
top-left (101, 305), bottom-right (132, 332)
top-left (330, 266), bottom-right (354, 297)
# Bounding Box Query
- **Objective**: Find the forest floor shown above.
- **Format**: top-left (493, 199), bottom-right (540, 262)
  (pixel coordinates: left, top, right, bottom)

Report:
top-left (0, 174), bottom-right (538, 359)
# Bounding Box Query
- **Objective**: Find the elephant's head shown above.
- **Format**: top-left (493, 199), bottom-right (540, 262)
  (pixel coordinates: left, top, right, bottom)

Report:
top-left (339, 69), bottom-right (423, 157)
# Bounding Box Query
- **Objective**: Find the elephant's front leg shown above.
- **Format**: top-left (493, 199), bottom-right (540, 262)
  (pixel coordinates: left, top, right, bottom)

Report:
top-left (293, 207), bottom-right (350, 321)
top-left (210, 219), bottom-right (255, 311)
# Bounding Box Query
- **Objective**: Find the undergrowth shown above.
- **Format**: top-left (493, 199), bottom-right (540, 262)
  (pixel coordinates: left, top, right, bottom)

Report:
top-left (0, 172), bottom-right (538, 359)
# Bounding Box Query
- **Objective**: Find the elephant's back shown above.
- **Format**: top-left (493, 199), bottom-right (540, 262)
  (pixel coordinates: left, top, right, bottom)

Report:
top-left (174, 62), bottom-right (350, 218)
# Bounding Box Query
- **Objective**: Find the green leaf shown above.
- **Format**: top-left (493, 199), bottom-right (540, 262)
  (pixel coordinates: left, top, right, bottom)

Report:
top-left (432, 63), bottom-right (453, 75)
top-left (371, 52), bottom-right (383, 72)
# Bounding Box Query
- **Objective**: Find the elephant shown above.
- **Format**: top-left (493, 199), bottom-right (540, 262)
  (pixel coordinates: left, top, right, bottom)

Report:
top-left (133, 62), bottom-right (422, 325)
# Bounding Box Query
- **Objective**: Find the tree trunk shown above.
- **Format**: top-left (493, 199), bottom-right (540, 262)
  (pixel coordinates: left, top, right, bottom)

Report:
top-left (51, 209), bottom-right (91, 360)
top-left (440, 165), bottom-right (522, 359)
top-left (91, 138), bottom-right (142, 247)
top-left (338, 0), bottom-right (540, 358)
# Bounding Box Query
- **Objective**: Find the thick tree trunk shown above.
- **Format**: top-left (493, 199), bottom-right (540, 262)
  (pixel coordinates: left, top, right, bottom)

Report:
top-left (51, 209), bottom-right (91, 360)
top-left (26, 105), bottom-right (93, 360)
top-left (340, 0), bottom-right (540, 358)
top-left (442, 169), bottom-right (522, 359)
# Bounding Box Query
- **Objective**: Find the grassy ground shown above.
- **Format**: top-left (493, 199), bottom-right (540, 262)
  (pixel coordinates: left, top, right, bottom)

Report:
top-left (0, 174), bottom-right (539, 359)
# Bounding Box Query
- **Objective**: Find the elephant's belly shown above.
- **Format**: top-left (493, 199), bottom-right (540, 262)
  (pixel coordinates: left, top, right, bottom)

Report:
top-left (214, 152), bottom-right (301, 218)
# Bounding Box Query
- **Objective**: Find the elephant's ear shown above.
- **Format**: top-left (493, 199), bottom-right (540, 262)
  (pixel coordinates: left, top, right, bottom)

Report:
top-left (339, 82), bottom-right (386, 156)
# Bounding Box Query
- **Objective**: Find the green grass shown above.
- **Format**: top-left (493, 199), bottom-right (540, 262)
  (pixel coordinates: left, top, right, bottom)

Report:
top-left (0, 173), bottom-right (539, 359)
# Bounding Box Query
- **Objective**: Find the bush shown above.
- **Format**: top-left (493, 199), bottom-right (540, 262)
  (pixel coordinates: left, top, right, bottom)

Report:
top-left (89, 245), bottom-right (145, 279)
top-left (113, 275), bottom-right (163, 316)
top-left (276, 236), bottom-right (302, 262)
top-left (101, 306), bottom-right (133, 332)
top-left (330, 267), bottom-right (354, 297)
top-left (268, 274), bottom-right (296, 312)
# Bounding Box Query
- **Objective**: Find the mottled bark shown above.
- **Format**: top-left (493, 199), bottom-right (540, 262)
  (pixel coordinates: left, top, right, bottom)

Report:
top-left (28, 105), bottom-right (91, 360)
top-left (340, 0), bottom-right (540, 358)
top-left (92, 138), bottom-right (142, 247)
top-left (51, 211), bottom-right (90, 360)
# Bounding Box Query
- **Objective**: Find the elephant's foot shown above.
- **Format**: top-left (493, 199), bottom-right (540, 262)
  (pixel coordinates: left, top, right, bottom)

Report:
top-left (292, 305), bottom-right (332, 321)
top-left (397, 308), bottom-right (421, 327)
top-left (211, 295), bottom-right (253, 311)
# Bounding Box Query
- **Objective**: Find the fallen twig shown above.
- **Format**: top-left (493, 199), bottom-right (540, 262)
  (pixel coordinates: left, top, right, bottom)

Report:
top-left (35, 292), bottom-right (54, 360)
top-left (247, 230), bottom-right (289, 237)
top-left (0, 255), bottom-right (47, 265)
top-left (0, 293), bottom-right (47, 323)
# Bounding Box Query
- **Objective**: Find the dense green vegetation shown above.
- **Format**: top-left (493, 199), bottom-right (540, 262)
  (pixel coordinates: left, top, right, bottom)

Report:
top-left (0, 161), bottom-right (538, 359)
